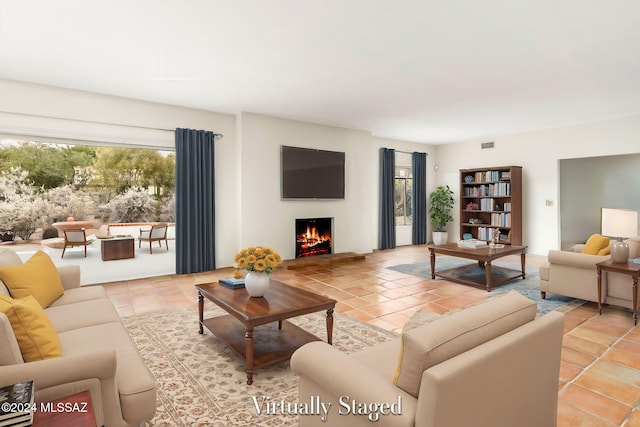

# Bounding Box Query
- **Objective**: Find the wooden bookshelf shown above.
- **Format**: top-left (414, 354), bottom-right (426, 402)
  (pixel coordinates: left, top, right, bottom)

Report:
top-left (459, 166), bottom-right (522, 245)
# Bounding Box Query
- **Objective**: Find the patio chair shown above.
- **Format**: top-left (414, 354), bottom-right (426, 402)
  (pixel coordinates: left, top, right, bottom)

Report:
top-left (139, 223), bottom-right (169, 254)
top-left (62, 228), bottom-right (90, 258)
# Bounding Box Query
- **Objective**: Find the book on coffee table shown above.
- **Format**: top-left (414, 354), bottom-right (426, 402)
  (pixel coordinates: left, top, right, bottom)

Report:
top-left (219, 277), bottom-right (245, 289)
top-left (457, 239), bottom-right (488, 249)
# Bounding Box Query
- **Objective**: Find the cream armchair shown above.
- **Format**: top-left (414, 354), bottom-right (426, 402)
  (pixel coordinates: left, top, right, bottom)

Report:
top-left (539, 238), bottom-right (640, 309)
top-left (291, 291), bottom-right (564, 427)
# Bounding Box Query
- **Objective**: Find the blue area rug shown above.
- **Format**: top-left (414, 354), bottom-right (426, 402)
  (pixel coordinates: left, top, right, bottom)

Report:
top-left (388, 256), bottom-right (582, 315)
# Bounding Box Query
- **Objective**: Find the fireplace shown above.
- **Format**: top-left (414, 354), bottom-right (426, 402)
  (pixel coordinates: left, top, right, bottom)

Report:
top-left (295, 218), bottom-right (333, 258)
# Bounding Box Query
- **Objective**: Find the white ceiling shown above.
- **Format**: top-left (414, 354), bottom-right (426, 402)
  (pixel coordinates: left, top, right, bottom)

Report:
top-left (1, 0), bottom-right (640, 144)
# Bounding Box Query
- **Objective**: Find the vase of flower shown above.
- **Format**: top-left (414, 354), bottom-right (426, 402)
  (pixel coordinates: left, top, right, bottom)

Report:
top-left (245, 271), bottom-right (271, 297)
top-left (234, 246), bottom-right (282, 298)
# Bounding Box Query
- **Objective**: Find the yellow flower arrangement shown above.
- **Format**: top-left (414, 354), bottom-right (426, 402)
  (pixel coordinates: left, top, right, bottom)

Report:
top-left (234, 246), bottom-right (282, 274)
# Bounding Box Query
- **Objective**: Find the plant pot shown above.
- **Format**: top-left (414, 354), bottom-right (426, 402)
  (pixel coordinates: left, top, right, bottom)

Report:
top-left (432, 231), bottom-right (448, 245)
top-left (245, 271), bottom-right (270, 297)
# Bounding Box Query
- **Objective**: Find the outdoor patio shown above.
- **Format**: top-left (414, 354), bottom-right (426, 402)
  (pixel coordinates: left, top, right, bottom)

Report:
top-left (7, 232), bottom-right (177, 285)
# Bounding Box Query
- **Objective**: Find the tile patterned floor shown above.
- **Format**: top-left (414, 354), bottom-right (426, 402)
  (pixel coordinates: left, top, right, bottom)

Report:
top-left (101, 245), bottom-right (640, 426)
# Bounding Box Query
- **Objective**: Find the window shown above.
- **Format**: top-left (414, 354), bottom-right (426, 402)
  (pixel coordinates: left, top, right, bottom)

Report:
top-left (395, 167), bottom-right (412, 226)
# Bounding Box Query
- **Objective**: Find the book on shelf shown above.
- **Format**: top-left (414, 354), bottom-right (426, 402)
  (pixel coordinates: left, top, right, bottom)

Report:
top-left (219, 277), bottom-right (246, 289)
top-left (0, 381), bottom-right (34, 426)
top-left (458, 239), bottom-right (488, 249)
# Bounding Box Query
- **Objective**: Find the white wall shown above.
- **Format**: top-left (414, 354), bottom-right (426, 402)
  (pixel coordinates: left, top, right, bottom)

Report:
top-left (436, 115), bottom-right (640, 255)
top-left (235, 113), bottom-right (435, 261)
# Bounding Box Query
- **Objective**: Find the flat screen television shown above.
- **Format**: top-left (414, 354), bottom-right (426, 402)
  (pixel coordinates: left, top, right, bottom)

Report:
top-left (281, 145), bottom-right (345, 199)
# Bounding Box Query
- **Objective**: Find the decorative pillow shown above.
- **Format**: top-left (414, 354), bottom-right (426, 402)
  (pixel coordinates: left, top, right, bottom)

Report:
top-left (597, 246), bottom-right (611, 256)
top-left (393, 291), bottom-right (536, 397)
top-left (0, 251), bottom-right (64, 308)
top-left (0, 295), bottom-right (62, 362)
top-left (581, 234), bottom-right (610, 255)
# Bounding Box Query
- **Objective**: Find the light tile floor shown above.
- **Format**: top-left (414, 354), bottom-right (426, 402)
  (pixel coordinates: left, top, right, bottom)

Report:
top-left (101, 245), bottom-right (640, 426)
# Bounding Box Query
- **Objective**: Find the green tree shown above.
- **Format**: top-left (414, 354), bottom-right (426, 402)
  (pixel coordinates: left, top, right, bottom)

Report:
top-left (0, 142), bottom-right (96, 189)
top-left (93, 147), bottom-right (175, 197)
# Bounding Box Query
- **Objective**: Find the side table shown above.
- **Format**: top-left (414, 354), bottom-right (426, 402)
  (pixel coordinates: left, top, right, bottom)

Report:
top-left (32, 389), bottom-right (97, 427)
top-left (101, 236), bottom-right (135, 261)
top-left (596, 260), bottom-right (640, 325)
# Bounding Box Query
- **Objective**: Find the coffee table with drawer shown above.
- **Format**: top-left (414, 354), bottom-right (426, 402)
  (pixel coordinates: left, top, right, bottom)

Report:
top-left (196, 280), bottom-right (336, 385)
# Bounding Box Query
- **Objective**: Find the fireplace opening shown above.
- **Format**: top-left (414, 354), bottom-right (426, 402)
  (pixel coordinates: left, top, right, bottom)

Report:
top-left (295, 218), bottom-right (333, 258)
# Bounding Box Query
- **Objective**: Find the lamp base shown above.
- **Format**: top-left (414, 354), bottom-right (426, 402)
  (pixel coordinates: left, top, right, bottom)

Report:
top-left (610, 239), bottom-right (629, 264)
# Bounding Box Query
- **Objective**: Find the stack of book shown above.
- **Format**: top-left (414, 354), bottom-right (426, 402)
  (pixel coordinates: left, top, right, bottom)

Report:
top-left (0, 380), bottom-right (34, 427)
top-left (219, 277), bottom-right (246, 289)
top-left (458, 239), bottom-right (488, 249)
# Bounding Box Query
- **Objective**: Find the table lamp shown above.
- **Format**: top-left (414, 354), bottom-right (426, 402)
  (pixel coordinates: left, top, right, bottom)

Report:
top-left (601, 208), bottom-right (639, 263)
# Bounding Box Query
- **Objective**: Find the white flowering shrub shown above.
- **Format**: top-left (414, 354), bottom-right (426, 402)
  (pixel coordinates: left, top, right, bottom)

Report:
top-left (0, 193), bottom-right (48, 240)
top-left (43, 185), bottom-right (96, 222)
top-left (0, 168), bottom-right (48, 240)
top-left (159, 192), bottom-right (175, 222)
top-left (102, 187), bottom-right (155, 223)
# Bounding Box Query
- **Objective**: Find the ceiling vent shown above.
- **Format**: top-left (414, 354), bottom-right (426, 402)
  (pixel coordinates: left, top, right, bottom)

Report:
top-left (481, 141), bottom-right (495, 149)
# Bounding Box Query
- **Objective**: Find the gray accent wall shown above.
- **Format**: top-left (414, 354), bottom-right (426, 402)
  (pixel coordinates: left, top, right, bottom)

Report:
top-left (560, 154), bottom-right (640, 249)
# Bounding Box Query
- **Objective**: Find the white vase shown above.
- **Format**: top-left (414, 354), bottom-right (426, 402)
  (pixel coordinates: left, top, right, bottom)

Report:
top-left (245, 271), bottom-right (270, 297)
top-left (432, 231), bottom-right (448, 245)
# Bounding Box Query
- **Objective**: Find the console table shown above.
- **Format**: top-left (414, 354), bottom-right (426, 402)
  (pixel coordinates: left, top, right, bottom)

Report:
top-left (597, 260), bottom-right (640, 325)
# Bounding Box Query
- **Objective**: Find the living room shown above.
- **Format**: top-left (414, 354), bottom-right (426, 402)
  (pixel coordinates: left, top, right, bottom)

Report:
top-left (1, 2), bottom-right (640, 426)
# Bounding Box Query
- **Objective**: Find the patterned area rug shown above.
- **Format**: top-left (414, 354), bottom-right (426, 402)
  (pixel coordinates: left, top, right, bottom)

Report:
top-left (122, 307), bottom-right (396, 427)
top-left (388, 255), bottom-right (584, 315)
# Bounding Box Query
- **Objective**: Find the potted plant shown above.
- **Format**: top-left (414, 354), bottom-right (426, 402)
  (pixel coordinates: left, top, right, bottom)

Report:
top-left (429, 185), bottom-right (455, 245)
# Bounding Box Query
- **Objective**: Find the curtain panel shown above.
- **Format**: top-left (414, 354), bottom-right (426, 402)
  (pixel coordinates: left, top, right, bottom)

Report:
top-left (175, 128), bottom-right (217, 274)
top-left (379, 148), bottom-right (396, 249)
top-left (412, 152), bottom-right (427, 244)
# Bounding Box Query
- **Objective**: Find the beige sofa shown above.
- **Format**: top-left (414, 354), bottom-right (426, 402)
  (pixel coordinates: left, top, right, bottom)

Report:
top-left (539, 238), bottom-right (640, 309)
top-left (291, 291), bottom-right (565, 427)
top-left (0, 248), bottom-right (156, 427)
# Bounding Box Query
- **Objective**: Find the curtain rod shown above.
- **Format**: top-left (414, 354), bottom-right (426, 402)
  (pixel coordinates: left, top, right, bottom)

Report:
top-left (394, 149), bottom-right (428, 155)
top-left (0, 110), bottom-right (223, 138)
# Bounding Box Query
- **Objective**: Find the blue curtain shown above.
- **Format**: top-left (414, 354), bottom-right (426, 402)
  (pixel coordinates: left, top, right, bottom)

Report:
top-left (379, 148), bottom-right (396, 249)
top-left (175, 128), bottom-right (216, 274)
top-left (412, 152), bottom-right (427, 244)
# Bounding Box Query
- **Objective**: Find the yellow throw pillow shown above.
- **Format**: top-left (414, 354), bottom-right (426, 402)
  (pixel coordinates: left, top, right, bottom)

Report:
top-left (0, 251), bottom-right (64, 308)
top-left (0, 295), bottom-right (62, 362)
top-left (581, 234), bottom-right (610, 255)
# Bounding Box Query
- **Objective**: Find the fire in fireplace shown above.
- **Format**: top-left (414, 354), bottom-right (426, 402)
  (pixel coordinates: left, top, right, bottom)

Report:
top-left (295, 218), bottom-right (333, 258)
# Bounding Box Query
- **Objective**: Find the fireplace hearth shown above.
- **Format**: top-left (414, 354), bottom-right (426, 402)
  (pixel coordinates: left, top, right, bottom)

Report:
top-left (296, 218), bottom-right (333, 258)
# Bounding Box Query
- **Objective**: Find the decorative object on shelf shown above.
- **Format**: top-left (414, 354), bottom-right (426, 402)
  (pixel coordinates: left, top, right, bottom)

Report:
top-left (601, 208), bottom-right (639, 263)
top-left (234, 246), bottom-right (282, 297)
top-left (466, 202), bottom-right (478, 210)
top-left (464, 175), bottom-right (474, 183)
top-left (429, 185), bottom-right (455, 245)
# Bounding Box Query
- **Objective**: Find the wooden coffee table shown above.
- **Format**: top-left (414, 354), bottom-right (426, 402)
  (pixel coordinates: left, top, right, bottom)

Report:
top-left (196, 280), bottom-right (337, 384)
top-left (428, 243), bottom-right (528, 291)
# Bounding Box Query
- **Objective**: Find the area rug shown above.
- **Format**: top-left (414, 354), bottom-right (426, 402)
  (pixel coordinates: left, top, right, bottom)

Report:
top-left (388, 256), bottom-right (583, 315)
top-left (122, 307), bottom-right (396, 427)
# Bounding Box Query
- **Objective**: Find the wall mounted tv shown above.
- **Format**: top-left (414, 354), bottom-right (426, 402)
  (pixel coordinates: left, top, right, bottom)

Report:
top-left (281, 145), bottom-right (345, 199)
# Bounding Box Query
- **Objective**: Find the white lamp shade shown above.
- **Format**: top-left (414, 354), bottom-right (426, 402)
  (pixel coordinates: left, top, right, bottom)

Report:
top-left (601, 208), bottom-right (638, 239)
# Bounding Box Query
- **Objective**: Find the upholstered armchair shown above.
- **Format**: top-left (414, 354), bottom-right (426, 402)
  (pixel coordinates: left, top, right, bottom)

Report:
top-left (291, 291), bottom-right (564, 427)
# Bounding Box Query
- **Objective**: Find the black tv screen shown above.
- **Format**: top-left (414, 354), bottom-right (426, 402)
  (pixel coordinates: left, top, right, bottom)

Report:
top-left (281, 146), bottom-right (345, 199)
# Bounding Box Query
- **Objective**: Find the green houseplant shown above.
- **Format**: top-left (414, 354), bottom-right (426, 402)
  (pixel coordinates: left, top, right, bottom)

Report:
top-left (429, 185), bottom-right (455, 244)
